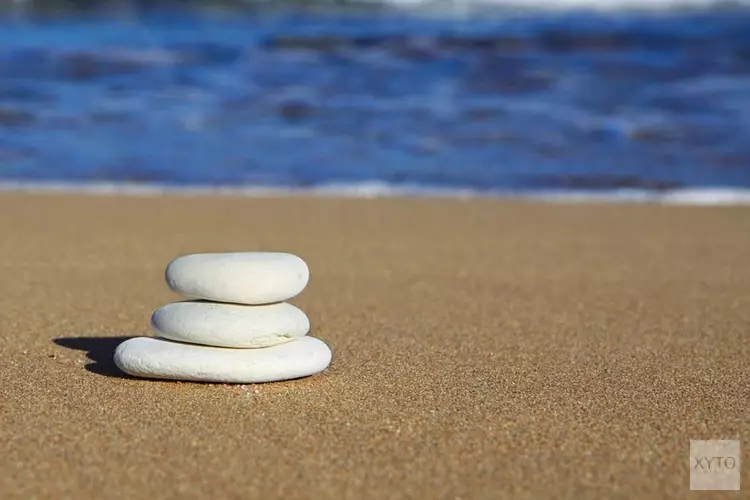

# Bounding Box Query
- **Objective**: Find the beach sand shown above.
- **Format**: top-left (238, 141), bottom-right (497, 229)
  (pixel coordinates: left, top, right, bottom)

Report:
top-left (0, 193), bottom-right (747, 499)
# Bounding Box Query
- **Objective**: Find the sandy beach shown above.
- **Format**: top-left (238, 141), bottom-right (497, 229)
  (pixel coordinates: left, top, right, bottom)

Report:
top-left (0, 192), bottom-right (747, 499)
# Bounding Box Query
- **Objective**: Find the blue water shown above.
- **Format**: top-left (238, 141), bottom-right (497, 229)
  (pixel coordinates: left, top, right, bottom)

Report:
top-left (1, 5), bottom-right (750, 195)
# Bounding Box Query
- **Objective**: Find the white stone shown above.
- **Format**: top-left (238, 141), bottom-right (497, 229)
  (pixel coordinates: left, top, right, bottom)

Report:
top-left (151, 301), bottom-right (309, 348)
top-left (113, 336), bottom-right (331, 383)
top-left (165, 252), bottom-right (309, 305)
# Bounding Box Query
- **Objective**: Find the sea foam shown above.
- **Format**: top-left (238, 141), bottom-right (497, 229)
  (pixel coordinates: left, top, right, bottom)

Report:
top-left (372, 0), bottom-right (750, 12)
top-left (2, 181), bottom-right (750, 206)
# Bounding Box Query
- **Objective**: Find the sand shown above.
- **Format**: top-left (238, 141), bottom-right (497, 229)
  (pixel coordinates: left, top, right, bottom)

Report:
top-left (0, 192), bottom-right (747, 499)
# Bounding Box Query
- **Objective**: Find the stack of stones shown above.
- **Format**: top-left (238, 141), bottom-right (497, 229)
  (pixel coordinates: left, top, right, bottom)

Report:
top-left (114, 252), bottom-right (331, 383)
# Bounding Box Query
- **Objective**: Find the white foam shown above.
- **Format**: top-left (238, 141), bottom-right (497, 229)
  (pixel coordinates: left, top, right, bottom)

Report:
top-left (372, 0), bottom-right (750, 12)
top-left (659, 188), bottom-right (750, 205)
top-left (2, 180), bottom-right (750, 206)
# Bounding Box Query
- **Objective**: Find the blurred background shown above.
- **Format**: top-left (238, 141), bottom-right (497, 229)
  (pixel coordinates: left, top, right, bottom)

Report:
top-left (1, 0), bottom-right (749, 199)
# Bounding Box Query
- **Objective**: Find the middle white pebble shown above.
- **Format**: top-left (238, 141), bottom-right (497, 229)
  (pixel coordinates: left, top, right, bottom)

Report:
top-left (152, 301), bottom-right (310, 348)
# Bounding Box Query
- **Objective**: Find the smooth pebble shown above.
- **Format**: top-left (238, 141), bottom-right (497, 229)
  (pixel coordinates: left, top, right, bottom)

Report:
top-left (165, 252), bottom-right (309, 305)
top-left (151, 301), bottom-right (310, 348)
top-left (113, 336), bottom-right (331, 383)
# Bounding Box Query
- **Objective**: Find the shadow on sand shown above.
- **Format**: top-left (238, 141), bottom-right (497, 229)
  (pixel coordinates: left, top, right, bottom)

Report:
top-left (54, 336), bottom-right (132, 378)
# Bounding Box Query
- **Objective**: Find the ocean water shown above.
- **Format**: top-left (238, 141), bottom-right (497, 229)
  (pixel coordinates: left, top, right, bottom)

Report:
top-left (1, 0), bottom-right (750, 202)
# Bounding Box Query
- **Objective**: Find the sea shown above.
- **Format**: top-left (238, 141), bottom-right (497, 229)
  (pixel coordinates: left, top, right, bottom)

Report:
top-left (1, 0), bottom-right (750, 204)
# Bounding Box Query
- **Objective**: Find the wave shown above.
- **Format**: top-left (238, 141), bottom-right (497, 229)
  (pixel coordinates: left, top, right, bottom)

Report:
top-left (2, 181), bottom-right (750, 205)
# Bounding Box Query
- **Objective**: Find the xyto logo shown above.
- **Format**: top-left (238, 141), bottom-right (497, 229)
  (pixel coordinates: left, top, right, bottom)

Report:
top-left (689, 440), bottom-right (741, 491)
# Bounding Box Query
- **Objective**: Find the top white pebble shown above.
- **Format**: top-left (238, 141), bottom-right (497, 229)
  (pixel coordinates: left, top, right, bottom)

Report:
top-left (165, 252), bottom-right (309, 305)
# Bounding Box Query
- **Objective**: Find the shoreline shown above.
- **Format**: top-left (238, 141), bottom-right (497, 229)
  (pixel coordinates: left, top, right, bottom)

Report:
top-left (2, 180), bottom-right (750, 205)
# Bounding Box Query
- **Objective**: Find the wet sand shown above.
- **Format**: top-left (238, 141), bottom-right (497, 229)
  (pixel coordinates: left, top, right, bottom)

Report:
top-left (0, 193), bottom-right (747, 499)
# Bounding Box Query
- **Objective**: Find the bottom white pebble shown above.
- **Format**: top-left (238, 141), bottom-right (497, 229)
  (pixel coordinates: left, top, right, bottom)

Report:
top-left (113, 336), bottom-right (331, 383)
